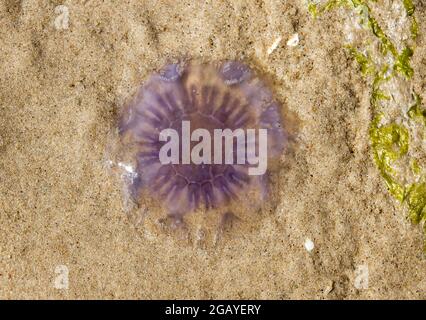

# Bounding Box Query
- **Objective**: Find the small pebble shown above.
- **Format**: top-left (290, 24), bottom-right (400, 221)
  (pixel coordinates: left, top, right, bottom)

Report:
top-left (304, 238), bottom-right (314, 252)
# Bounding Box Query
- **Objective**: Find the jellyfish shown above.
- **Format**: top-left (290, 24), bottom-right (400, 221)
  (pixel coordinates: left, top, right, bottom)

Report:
top-left (117, 60), bottom-right (287, 234)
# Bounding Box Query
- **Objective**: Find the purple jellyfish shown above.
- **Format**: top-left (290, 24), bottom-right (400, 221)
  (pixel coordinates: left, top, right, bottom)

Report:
top-left (118, 60), bottom-right (287, 224)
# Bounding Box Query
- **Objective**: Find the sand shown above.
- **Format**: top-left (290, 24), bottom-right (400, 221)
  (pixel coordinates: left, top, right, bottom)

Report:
top-left (0, 0), bottom-right (425, 299)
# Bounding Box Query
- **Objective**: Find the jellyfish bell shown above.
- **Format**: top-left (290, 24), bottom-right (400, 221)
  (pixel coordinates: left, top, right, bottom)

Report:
top-left (115, 60), bottom-right (289, 244)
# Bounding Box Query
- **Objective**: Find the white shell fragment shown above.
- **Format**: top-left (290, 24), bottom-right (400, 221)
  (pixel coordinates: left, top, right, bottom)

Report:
top-left (267, 36), bottom-right (282, 55)
top-left (287, 33), bottom-right (300, 47)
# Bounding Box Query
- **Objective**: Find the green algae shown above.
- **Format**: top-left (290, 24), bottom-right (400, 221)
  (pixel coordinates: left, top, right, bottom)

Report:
top-left (406, 183), bottom-right (426, 224)
top-left (309, 0), bottom-right (426, 251)
top-left (411, 159), bottom-right (421, 176)
top-left (408, 94), bottom-right (426, 126)
top-left (370, 117), bottom-right (408, 201)
top-left (394, 47), bottom-right (414, 79)
top-left (371, 66), bottom-right (391, 107)
top-left (411, 17), bottom-right (418, 39)
top-left (307, 0), bottom-right (348, 17)
top-left (402, 0), bottom-right (418, 39)
top-left (403, 0), bottom-right (415, 16)
top-left (347, 46), bottom-right (376, 76)
top-left (308, 2), bottom-right (319, 18)
top-left (368, 15), bottom-right (398, 57)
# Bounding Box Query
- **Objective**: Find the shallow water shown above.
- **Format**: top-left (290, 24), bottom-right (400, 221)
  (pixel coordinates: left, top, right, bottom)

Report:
top-left (0, 0), bottom-right (425, 299)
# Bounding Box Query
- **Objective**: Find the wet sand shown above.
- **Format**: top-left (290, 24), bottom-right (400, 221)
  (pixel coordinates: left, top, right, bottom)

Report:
top-left (0, 0), bottom-right (425, 299)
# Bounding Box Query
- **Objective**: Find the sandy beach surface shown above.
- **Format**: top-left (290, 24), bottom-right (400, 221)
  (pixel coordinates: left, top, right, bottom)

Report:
top-left (0, 0), bottom-right (425, 299)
